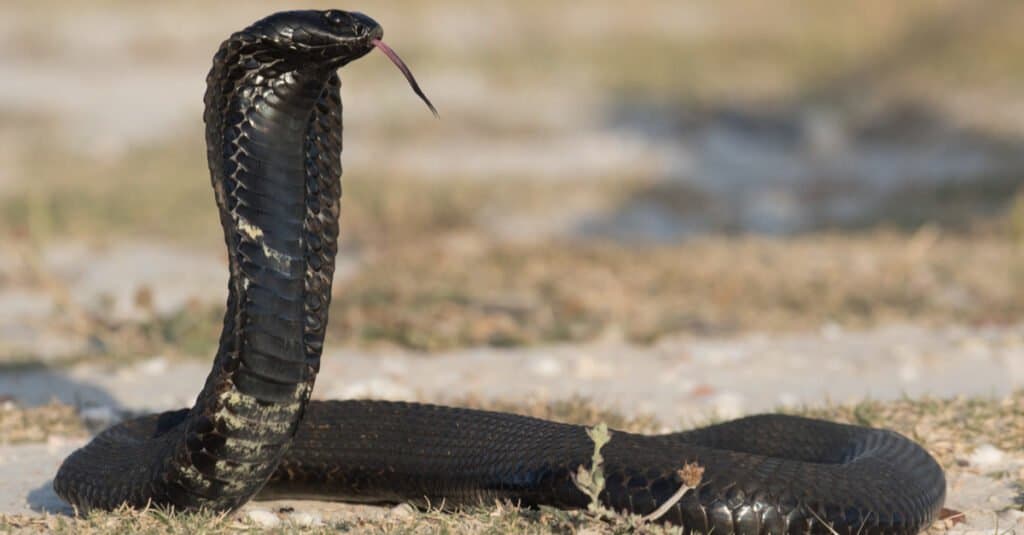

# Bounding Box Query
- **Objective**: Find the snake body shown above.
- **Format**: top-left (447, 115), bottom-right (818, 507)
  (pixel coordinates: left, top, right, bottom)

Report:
top-left (54, 10), bottom-right (946, 534)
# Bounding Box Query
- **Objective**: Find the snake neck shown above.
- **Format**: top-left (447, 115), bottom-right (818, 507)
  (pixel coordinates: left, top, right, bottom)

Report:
top-left (159, 33), bottom-right (345, 509)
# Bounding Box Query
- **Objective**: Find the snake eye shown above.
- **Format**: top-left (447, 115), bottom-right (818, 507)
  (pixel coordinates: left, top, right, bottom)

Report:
top-left (324, 10), bottom-right (348, 26)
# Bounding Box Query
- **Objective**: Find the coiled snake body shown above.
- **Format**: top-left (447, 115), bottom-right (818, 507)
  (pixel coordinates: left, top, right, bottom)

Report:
top-left (54, 10), bottom-right (946, 534)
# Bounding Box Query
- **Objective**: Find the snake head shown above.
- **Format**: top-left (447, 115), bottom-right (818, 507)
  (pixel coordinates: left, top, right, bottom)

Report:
top-left (244, 10), bottom-right (383, 69)
top-left (240, 10), bottom-right (437, 116)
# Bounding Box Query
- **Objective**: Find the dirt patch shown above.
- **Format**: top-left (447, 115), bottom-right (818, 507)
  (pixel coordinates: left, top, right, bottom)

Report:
top-left (0, 401), bottom-right (85, 445)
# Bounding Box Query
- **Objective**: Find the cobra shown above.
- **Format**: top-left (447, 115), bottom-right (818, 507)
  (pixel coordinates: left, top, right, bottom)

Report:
top-left (53, 10), bottom-right (945, 534)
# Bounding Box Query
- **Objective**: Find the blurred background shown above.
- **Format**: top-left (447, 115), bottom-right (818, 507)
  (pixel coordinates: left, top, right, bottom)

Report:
top-left (1, 0), bottom-right (1023, 399)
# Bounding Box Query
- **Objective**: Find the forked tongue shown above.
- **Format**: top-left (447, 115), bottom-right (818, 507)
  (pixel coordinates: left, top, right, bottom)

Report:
top-left (372, 38), bottom-right (438, 118)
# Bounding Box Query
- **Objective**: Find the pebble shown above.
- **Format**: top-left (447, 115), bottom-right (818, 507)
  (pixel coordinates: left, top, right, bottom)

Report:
top-left (388, 503), bottom-right (415, 519)
top-left (777, 392), bottom-right (800, 408)
top-left (528, 357), bottom-right (562, 378)
top-left (289, 511), bottom-right (322, 527)
top-left (966, 444), bottom-right (1005, 469)
top-left (820, 322), bottom-right (844, 340)
top-left (999, 509), bottom-right (1024, 526)
top-left (45, 435), bottom-right (85, 454)
top-left (898, 361), bottom-right (920, 383)
top-left (246, 509), bottom-right (280, 528)
top-left (136, 357), bottom-right (169, 376)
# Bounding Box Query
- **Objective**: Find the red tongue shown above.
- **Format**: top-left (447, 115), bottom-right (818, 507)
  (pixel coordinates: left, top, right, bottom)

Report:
top-left (372, 38), bottom-right (438, 118)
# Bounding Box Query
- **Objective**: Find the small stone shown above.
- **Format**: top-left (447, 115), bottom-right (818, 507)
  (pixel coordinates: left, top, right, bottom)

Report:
top-left (690, 384), bottom-right (716, 398)
top-left (46, 435), bottom-right (86, 454)
top-left (820, 322), bottom-right (843, 340)
top-left (777, 392), bottom-right (800, 408)
top-left (289, 511), bottom-right (321, 527)
top-left (528, 357), bottom-right (562, 378)
top-left (137, 357), bottom-right (168, 376)
top-left (247, 509), bottom-right (280, 528)
top-left (966, 444), bottom-right (1005, 469)
top-left (998, 509), bottom-right (1024, 526)
top-left (46, 435), bottom-right (69, 448)
top-left (898, 361), bottom-right (920, 383)
top-left (388, 503), bottom-right (415, 519)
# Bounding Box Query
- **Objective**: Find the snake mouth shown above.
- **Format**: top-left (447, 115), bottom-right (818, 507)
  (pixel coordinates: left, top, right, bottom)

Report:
top-left (372, 39), bottom-right (438, 118)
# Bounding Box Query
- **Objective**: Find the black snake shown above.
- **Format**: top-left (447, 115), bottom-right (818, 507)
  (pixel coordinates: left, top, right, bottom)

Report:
top-left (53, 10), bottom-right (946, 534)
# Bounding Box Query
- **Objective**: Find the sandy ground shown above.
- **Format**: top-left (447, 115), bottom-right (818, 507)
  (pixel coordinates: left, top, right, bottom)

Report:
top-left (3, 324), bottom-right (1023, 422)
top-left (1, 322), bottom-right (1022, 532)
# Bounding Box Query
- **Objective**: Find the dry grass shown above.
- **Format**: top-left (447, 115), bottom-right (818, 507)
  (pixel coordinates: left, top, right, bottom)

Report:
top-left (0, 392), bottom-right (1019, 533)
top-left (0, 130), bottom-right (620, 250)
top-left (0, 505), bottom-right (688, 535)
top-left (797, 392), bottom-right (1024, 470)
top-left (0, 401), bottom-right (86, 445)
top-left (7, 225), bottom-right (1019, 362)
top-left (8, 126), bottom-right (1019, 358)
top-left (330, 229), bottom-right (1024, 350)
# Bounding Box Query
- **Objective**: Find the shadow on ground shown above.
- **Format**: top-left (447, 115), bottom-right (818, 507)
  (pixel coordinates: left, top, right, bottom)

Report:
top-left (579, 99), bottom-right (1024, 242)
top-left (0, 365), bottom-right (120, 411)
top-left (27, 482), bottom-right (72, 515)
